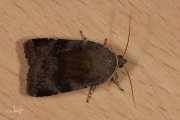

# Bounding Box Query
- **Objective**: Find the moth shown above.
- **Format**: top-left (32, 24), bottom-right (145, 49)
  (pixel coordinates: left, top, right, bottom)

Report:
top-left (24, 12), bottom-right (135, 105)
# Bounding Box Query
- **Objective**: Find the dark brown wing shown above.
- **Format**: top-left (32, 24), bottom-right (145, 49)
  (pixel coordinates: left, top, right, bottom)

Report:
top-left (24, 39), bottom-right (117, 96)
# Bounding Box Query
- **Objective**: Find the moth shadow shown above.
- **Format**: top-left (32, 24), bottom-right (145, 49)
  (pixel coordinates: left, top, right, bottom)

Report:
top-left (16, 39), bottom-right (30, 96)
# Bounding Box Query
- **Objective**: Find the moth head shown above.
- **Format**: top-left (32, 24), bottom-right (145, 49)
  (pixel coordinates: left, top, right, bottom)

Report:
top-left (118, 55), bottom-right (127, 68)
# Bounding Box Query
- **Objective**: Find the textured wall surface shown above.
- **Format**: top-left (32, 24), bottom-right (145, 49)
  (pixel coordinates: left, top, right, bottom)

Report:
top-left (0, 0), bottom-right (179, 120)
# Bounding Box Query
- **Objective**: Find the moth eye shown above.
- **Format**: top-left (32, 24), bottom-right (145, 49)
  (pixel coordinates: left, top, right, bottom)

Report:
top-left (119, 65), bottom-right (123, 68)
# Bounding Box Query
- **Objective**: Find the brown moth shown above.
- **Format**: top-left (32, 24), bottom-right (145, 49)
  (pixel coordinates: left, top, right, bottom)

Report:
top-left (24, 12), bottom-right (134, 105)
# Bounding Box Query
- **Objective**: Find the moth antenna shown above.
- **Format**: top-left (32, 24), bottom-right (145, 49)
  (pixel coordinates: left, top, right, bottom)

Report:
top-left (124, 66), bottom-right (136, 108)
top-left (123, 11), bottom-right (132, 57)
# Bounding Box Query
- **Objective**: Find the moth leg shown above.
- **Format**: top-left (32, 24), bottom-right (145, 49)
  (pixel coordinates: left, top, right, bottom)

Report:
top-left (111, 73), bottom-right (124, 91)
top-left (86, 86), bottom-right (97, 102)
top-left (80, 30), bottom-right (88, 41)
top-left (104, 38), bottom-right (108, 46)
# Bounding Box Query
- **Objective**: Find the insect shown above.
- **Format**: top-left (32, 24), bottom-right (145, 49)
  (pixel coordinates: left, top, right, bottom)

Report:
top-left (24, 12), bottom-right (135, 105)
